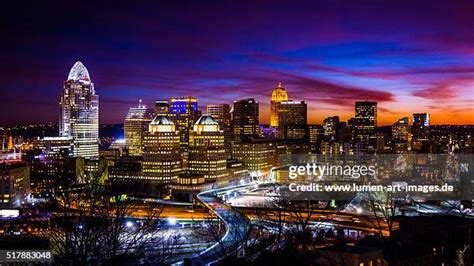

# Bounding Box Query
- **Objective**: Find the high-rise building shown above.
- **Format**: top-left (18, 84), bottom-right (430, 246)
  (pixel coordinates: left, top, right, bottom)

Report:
top-left (232, 98), bottom-right (260, 142)
top-left (25, 136), bottom-right (74, 197)
top-left (207, 104), bottom-right (232, 158)
top-left (154, 100), bottom-right (169, 115)
top-left (392, 117), bottom-right (411, 140)
top-left (142, 115), bottom-right (182, 185)
top-left (323, 116), bottom-right (340, 139)
top-left (277, 100), bottom-right (307, 139)
top-left (30, 136), bottom-right (74, 179)
top-left (353, 101), bottom-right (377, 149)
top-left (0, 163), bottom-right (30, 207)
top-left (231, 139), bottom-right (277, 178)
top-left (124, 100), bottom-right (155, 156)
top-left (168, 96), bottom-right (200, 146)
top-left (270, 82), bottom-right (288, 127)
top-left (207, 104), bottom-right (231, 130)
top-left (59, 61), bottom-right (99, 159)
top-left (308, 125), bottom-right (324, 153)
top-left (413, 113), bottom-right (430, 142)
top-left (188, 116), bottom-right (227, 180)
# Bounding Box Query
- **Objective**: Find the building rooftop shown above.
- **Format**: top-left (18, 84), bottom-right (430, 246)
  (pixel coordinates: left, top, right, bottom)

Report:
top-left (150, 115), bottom-right (174, 125)
top-left (67, 61), bottom-right (90, 81)
top-left (195, 115), bottom-right (219, 125)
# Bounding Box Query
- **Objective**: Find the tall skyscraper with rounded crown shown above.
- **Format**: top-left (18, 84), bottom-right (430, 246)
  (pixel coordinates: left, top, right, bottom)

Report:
top-left (59, 61), bottom-right (99, 159)
top-left (270, 82), bottom-right (288, 127)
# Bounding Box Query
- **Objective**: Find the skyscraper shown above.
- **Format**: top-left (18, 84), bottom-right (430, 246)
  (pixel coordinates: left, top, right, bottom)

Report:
top-left (124, 100), bottom-right (155, 156)
top-left (30, 136), bottom-right (74, 182)
top-left (392, 117), bottom-right (411, 140)
top-left (168, 96), bottom-right (200, 146)
top-left (308, 124), bottom-right (323, 152)
top-left (207, 104), bottom-right (231, 129)
top-left (232, 98), bottom-right (260, 142)
top-left (270, 82), bottom-right (288, 127)
top-left (323, 116), bottom-right (340, 139)
top-left (59, 61), bottom-right (99, 159)
top-left (392, 117), bottom-right (412, 153)
top-left (413, 113), bottom-right (430, 142)
top-left (142, 115), bottom-right (182, 185)
top-left (277, 100), bottom-right (307, 139)
top-left (154, 100), bottom-right (169, 115)
top-left (188, 116), bottom-right (227, 180)
top-left (207, 104), bottom-right (232, 158)
top-left (353, 101), bottom-right (377, 149)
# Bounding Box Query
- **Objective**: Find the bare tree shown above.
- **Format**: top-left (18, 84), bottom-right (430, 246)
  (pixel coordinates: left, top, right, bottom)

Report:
top-left (43, 166), bottom-right (180, 264)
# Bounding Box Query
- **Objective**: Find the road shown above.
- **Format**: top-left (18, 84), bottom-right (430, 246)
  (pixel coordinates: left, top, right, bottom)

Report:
top-left (189, 183), bottom-right (256, 266)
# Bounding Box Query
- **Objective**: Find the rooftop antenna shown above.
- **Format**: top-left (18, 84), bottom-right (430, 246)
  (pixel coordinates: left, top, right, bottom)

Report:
top-left (138, 99), bottom-right (142, 108)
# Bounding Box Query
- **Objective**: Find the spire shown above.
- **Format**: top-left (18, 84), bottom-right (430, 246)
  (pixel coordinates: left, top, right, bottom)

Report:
top-left (138, 99), bottom-right (143, 108)
top-left (67, 61), bottom-right (91, 81)
top-left (278, 81), bottom-right (282, 88)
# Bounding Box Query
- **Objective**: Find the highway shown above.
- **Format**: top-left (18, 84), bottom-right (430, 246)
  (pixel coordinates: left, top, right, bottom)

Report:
top-left (189, 183), bottom-right (257, 266)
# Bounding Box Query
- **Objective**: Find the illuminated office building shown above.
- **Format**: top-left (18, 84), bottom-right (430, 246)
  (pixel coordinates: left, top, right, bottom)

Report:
top-left (353, 101), bottom-right (377, 149)
top-left (59, 61), bottom-right (99, 159)
top-left (392, 117), bottom-right (412, 153)
top-left (154, 100), bottom-right (169, 115)
top-left (207, 104), bottom-right (232, 158)
top-left (308, 125), bottom-right (324, 153)
top-left (270, 82), bottom-right (288, 127)
top-left (170, 175), bottom-right (213, 202)
top-left (277, 100), bottom-right (307, 139)
top-left (168, 96), bottom-right (200, 146)
top-left (392, 117), bottom-right (411, 140)
top-left (320, 141), bottom-right (341, 155)
top-left (413, 113), bottom-right (430, 142)
top-left (100, 139), bottom-right (128, 159)
top-left (188, 116), bottom-right (227, 180)
top-left (323, 116), bottom-right (340, 139)
top-left (142, 115), bottom-right (182, 184)
top-left (108, 156), bottom-right (142, 181)
top-left (0, 163), bottom-right (30, 207)
top-left (231, 139), bottom-right (277, 177)
top-left (24, 137), bottom-right (74, 197)
top-left (31, 137), bottom-right (74, 178)
top-left (124, 100), bottom-right (155, 156)
top-left (309, 125), bottom-right (324, 143)
top-left (232, 98), bottom-right (260, 142)
top-left (222, 159), bottom-right (250, 187)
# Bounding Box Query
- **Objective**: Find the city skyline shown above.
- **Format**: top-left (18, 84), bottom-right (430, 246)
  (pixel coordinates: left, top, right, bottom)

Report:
top-left (0, 2), bottom-right (473, 264)
top-left (1, 1), bottom-right (473, 126)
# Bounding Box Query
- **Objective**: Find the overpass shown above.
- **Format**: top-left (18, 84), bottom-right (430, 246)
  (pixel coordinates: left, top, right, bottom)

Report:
top-left (188, 183), bottom-right (258, 265)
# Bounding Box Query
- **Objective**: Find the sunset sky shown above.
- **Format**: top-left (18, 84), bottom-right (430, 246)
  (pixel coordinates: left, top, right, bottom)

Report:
top-left (0, 0), bottom-right (473, 125)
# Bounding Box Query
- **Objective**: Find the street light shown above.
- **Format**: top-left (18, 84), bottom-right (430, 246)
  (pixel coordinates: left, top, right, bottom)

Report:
top-left (167, 217), bottom-right (177, 226)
